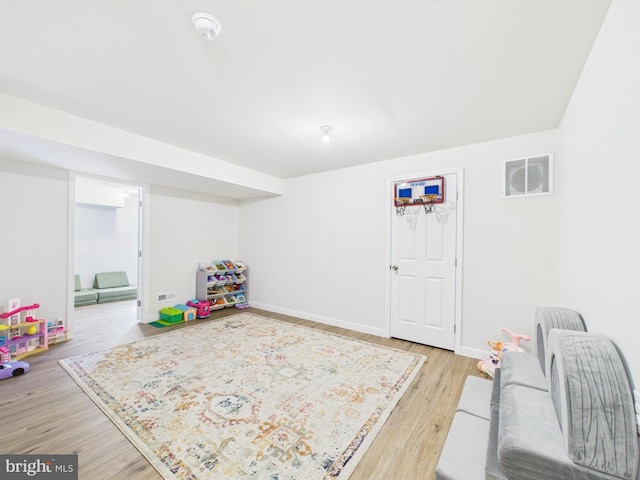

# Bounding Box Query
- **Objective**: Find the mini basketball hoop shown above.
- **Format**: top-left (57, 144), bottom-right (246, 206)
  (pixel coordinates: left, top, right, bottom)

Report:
top-left (394, 197), bottom-right (410, 216)
top-left (419, 194), bottom-right (439, 214)
top-left (394, 198), bottom-right (422, 229)
top-left (433, 201), bottom-right (456, 224)
top-left (393, 176), bottom-right (444, 214)
top-left (392, 176), bottom-right (455, 227)
top-left (393, 176), bottom-right (447, 229)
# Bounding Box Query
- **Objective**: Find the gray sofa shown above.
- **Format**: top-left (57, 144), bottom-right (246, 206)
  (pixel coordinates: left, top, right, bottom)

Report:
top-left (93, 271), bottom-right (138, 303)
top-left (74, 274), bottom-right (98, 306)
top-left (436, 307), bottom-right (639, 480)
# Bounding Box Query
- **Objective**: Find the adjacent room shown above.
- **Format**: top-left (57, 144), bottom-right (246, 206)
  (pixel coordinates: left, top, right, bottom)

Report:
top-left (74, 177), bottom-right (140, 310)
top-left (1, 0), bottom-right (639, 479)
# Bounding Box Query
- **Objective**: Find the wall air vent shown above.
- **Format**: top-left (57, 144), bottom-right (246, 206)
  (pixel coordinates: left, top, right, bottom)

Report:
top-left (503, 154), bottom-right (553, 198)
top-left (157, 292), bottom-right (177, 302)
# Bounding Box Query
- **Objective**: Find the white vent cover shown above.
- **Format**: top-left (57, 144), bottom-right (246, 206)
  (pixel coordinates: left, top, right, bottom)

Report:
top-left (157, 292), bottom-right (176, 302)
top-left (503, 154), bottom-right (553, 198)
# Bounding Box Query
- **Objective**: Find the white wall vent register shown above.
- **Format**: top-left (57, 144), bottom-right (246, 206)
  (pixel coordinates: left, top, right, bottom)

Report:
top-left (503, 154), bottom-right (553, 198)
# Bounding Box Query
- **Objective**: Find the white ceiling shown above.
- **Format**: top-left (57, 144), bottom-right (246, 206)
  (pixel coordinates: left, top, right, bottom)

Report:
top-left (0, 0), bottom-right (611, 186)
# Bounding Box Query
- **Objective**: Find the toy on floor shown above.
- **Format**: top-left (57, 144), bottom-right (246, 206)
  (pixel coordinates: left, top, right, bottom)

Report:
top-left (477, 327), bottom-right (530, 378)
top-left (0, 359), bottom-right (30, 380)
top-left (186, 299), bottom-right (210, 319)
top-left (235, 299), bottom-right (250, 310)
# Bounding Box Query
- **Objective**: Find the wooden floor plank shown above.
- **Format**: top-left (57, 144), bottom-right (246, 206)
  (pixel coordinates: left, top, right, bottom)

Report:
top-left (0, 301), bottom-right (482, 479)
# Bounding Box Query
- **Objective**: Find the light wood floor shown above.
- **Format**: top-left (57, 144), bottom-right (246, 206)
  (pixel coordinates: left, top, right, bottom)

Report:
top-left (0, 302), bottom-right (482, 479)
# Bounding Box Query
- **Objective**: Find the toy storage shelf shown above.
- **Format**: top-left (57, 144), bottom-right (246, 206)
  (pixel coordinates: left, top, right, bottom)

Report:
top-left (196, 260), bottom-right (247, 310)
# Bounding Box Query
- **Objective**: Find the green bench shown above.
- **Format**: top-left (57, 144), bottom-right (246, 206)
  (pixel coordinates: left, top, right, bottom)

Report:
top-left (93, 271), bottom-right (138, 303)
top-left (74, 274), bottom-right (98, 306)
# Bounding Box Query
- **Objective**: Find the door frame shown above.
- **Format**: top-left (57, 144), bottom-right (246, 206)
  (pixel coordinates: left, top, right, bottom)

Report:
top-left (384, 166), bottom-right (464, 352)
top-left (66, 172), bottom-right (150, 339)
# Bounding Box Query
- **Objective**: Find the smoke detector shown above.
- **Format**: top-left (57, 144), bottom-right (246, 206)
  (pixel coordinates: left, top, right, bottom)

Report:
top-left (191, 12), bottom-right (222, 40)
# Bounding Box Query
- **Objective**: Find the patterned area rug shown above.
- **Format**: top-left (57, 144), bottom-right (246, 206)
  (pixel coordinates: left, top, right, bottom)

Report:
top-left (60, 313), bottom-right (426, 479)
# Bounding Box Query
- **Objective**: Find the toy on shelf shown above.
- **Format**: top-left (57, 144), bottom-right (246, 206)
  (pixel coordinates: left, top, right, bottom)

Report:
top-left (211, 297), bottom-right (228, 310)
top-left (477, 327), bottom-right (530, 378)
top-left (213, 261), bottom-right (227, 273)
top-left (222, 260), bottom-right (237, 271)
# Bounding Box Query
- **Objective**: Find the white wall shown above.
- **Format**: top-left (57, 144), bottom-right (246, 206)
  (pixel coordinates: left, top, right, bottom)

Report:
top-left (0, 158), bottom-right (70, 324)
top-left (74, 179), bottom-right (240, 323)
top-left (554, 0), bottom-right (640, 384)
top-left (75, 191), bottom-right (139, 289)
top-left (241, 130), bottom-right (557, 356)
top-left (0, 158), bottom-right (243, 328)
top-left (146, 186), bottom-right (240, 321)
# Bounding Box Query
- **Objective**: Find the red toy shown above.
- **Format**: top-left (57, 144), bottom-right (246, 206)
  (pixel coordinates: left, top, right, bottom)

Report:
top-left (0, 303), bottom-right (40, 320)
top-left (186, 299), bottom-right (210, 319)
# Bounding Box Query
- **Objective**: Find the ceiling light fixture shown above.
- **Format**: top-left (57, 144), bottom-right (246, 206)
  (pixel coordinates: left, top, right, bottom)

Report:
top-left (191, 12), bottom-right (222, 40)
top-left (320, 125), bottom-right (332, 143)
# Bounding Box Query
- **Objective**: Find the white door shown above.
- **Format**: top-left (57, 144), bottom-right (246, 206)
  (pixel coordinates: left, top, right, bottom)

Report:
top-left (390, 173), bottom-right (458, 350)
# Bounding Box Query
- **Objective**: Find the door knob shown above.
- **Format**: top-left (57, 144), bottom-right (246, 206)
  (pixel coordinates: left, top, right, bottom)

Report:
top-left (391, 265), bottom-right (399, 271)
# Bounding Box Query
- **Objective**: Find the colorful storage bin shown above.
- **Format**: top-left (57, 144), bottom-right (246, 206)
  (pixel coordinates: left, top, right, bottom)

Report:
top-left (159, 307), bottom-right (183, 324)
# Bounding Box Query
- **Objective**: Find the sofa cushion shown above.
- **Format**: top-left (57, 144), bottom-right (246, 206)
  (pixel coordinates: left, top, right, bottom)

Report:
top-left (534, 306), bottom-right (586, 374)
top-left (74, 293), bottom-right (97, 306)
top-left (435, 411), bottom-right (490, 480)
top-left (548, 330), bottom-right (638, 480)
top-left (500, 351), bottom-right (547, 391)
top-left (485, 398), bottom-right (507, 480)
top-left (96, 285), bottom-right (138, 303)
top-left (456, 376), bottom-right (493, 420)
top-left (75, 290), bottom-right (98, 302)
top-left (497, 384), bottom-right (599, 480)
top-left (490, 367), bottom-right (501, 409)
top-left (94, 271), bottom-right (130, 289)
top-left (95, 285), bottom-right (137, 300)
top-left (74, 274), bottom-right (97, 306)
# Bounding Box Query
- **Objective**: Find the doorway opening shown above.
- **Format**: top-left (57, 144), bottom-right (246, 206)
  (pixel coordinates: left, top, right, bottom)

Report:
top-left (72, 176), bottom-right (143, 327)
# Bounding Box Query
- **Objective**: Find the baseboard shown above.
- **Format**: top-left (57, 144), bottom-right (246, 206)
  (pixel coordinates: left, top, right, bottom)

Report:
top-left (252, 303), bottom-right (498, 360)
top-left (250, 302), bottom-right (388, 338)
top-left (456, 345), bottom-right (488, 360)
